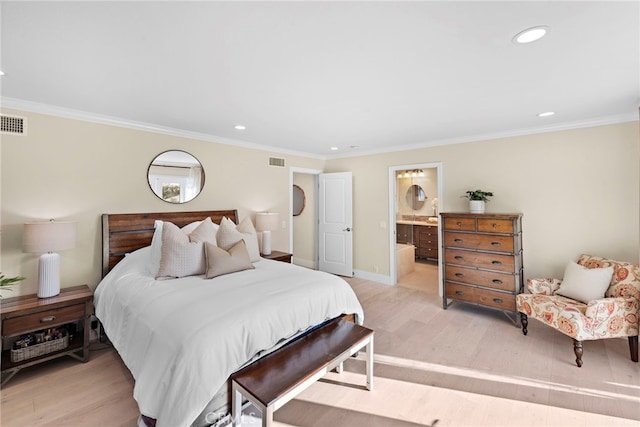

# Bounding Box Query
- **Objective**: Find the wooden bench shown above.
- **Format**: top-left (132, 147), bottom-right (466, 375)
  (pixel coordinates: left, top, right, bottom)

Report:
top-left (231, 318), bottom-right (374, 427)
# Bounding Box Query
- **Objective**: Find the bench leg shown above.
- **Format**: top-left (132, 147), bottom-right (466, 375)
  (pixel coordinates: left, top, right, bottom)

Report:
top-left (366, 335), bottom-right (374, 391)
top-left (336, 361), bottom-right (344, 373)
top-left (231, 381), bottom-right (242, 426)
top-left (263, 406), bottom-right (274, 427)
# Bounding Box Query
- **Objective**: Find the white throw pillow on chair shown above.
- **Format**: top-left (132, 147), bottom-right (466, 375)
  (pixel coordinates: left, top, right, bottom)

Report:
top-left (555, 261), bottom-right (613, 303)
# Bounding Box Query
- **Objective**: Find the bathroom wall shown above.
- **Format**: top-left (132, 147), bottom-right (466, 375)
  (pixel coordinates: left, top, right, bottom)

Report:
top-left (396, 167), bottom-right (438, 219)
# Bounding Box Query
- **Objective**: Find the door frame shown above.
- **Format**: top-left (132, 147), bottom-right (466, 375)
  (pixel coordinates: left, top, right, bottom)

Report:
top-left (388, 162), bottom-right (444, 295)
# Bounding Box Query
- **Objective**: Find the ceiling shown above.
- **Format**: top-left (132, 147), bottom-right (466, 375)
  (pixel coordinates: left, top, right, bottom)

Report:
top-left (1, 1), bottom-right (638, 158)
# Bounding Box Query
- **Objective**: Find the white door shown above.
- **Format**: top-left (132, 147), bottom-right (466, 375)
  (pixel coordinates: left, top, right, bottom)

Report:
top-left (318, 172), bottom-right (353, 276)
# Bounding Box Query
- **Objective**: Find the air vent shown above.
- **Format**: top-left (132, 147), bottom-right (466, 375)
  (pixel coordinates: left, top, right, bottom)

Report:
top-left (269, 157), bottom-right (285, 167)
top-left (1, 114), bottom-right (27, 135)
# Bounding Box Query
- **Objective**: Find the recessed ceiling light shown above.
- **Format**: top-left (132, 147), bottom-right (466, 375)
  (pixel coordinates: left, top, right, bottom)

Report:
top-left (537, 111), bottom-right (555, 117)
top-left (513, 26), bottom-right (549, 44)
top-left (330, 147), bottom-right (339, 151)
top-left (234, 125), bottom-right (246, 130)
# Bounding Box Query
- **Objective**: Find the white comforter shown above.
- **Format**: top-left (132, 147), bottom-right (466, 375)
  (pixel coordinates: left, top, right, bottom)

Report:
top-left (94, 247), bottom-right (364, 427)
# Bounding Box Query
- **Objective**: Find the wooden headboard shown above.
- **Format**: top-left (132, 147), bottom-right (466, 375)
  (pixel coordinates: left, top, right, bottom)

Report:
top-left (102, 210), bottom-right (238, 277)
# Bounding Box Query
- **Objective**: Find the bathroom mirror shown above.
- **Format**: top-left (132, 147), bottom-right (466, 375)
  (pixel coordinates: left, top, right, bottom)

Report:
top-left (147, 150), bottom-right (205, 204)
top-left (406, 184), bottom-right (426, 210)
top-left (293, 185), bottom-right (306, 216)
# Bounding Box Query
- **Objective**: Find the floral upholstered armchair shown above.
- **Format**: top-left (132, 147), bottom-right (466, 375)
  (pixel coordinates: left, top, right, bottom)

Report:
top-left (516, 254), bottom-right (639, 367)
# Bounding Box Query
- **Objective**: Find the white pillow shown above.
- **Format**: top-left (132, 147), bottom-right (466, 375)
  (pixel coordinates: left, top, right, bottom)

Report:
top-left (148, 220), bottom-right (164, 276)
top-left (555, 261), bottom-right (613, 303)
top-left (216, 217), bottom-right (260, 262)
top-left (156, 218), bottom-right (217, 279)
top-left (148, 218), bottom-right (218, 276)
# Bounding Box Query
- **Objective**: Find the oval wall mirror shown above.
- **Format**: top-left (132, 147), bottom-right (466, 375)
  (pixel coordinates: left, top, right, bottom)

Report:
top-left (147, 150), bottom-right (205, 204)
top-left (293, 185), bottom-right (306, 216)
top-left (406, 184), bottom-right (426, 210)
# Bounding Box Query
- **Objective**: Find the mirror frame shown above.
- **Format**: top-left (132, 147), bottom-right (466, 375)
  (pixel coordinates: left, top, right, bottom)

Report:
top-left (147, 150), bottom-right (205, 204)
top-left (293, 185), bottom-right (306, 216)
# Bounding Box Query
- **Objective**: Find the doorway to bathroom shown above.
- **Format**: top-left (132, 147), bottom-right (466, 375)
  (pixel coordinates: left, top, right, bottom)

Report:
top-left (388, 163), bottom-right (443, 296)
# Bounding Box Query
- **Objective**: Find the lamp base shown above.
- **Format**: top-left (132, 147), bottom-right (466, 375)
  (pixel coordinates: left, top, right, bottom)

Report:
top-left (38, 252), bottom-right (61, 298)
top-left (261, 230), bottom-right (272, 256)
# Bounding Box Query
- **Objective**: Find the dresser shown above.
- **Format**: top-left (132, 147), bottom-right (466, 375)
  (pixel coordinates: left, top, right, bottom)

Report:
top-left (441, 213), bottom-right (523, 322)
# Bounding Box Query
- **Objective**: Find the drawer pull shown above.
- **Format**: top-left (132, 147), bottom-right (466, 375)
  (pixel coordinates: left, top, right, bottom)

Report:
top-left (491, 241), bottom-right (501, 246)
top-left (454, 238), bottom-right (463, 243)
top-left (454, 256), bottom-right (464, 260)
top-left (455, 290), bottom-right (464, 296)
top-left (456, 222), bottom-right (462, 226)
top-left (492, 279), bottom-right (503, 284)
top-left (40, 315), bottom-right (56, 323)
top-left (491, 260), bottom-right (502, 265)
top-left (491, 223), bottom-right (498, 228)
top-left (493, 298), bottom-right (504, 304)
top-left (455, 273), bottom-right (464, 277)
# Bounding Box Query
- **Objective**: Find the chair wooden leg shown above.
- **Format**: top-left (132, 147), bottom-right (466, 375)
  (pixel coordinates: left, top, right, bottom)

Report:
top-left (629, 336), bottom-right (639, 362)
top-left (520, 313), bottom-right (528, 336)
top-left (573, 340), bottom-right (583, 367)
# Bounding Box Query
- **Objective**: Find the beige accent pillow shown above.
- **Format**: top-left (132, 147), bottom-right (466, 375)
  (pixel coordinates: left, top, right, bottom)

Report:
top-left (216, 217), bottom-right (260, 262)
top-left (204, 240), bottom-right (254, 279)
top-left (555, 261), bottom-right (613, 303)
top-left (156, 218), bottom-right (217, 279)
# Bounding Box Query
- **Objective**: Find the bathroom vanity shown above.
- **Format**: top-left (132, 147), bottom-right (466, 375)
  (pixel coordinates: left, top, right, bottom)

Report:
top-left (396, 219), bottom-right (439, 262)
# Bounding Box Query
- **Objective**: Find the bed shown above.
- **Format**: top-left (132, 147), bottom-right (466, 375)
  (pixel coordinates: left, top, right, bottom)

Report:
top-left (94, 210), bottom-right (364, 427)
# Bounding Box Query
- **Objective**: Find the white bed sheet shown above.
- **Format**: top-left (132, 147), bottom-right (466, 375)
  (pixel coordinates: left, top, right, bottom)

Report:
top-left (94, 247), bottom-right (364, 427)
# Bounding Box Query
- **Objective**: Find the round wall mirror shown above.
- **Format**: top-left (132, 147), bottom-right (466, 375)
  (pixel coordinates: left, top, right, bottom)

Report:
top-left (147, 150), bottom-right (205, 204)
top-left (293, 185), bottom-right (306, 216)
top-left (406, 184), bottom-right (426, 210)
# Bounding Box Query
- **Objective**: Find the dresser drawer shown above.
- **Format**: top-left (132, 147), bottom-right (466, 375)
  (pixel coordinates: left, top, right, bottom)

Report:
top-left (445, 265), bottom-right (515, 292)
top-left (446, 282), bottom-right (516, 311)
top-left (417, 247), bottom-right (438, 258)
top-left (477, 218), bottom-right (515, 234)
top-left (445, 249), bottom-right (515, 273)
top-left (3, 304), bottom-right (86, 336)
top-left (420, 238), bottom-right (439, 250)
top-left (443, 232), bottom-right (514, 253)
top-left (443, 217), bottom-right (475, 231)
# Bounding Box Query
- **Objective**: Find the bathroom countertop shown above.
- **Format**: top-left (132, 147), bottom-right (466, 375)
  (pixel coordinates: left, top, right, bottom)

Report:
top-left (396, 220), bottom-right (438, 226)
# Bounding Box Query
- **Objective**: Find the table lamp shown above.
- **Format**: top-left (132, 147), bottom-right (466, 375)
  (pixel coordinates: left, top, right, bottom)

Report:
top-left (255, 212), bottom-right (279, 256)
top-left (23, 220), bottom-right (77, 298)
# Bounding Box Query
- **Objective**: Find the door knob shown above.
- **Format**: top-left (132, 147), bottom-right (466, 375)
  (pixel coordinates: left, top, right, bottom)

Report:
top-left (343, 227), bottom-right (352, 232)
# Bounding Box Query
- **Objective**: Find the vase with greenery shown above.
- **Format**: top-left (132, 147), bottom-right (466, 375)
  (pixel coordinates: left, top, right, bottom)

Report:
top-left (462, 190), bottom-right (493, 213)
top-left (0, 273), bottom-right (25, 298)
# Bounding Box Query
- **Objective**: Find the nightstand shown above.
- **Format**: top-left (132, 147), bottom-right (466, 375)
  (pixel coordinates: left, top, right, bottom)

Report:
top-left (1, 285), bottom-right (93, 386)
top-left (262, 251), bottom-right (292, 263)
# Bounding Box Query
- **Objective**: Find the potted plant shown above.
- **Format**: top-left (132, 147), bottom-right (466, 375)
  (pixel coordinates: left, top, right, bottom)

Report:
top-left (0, 273), bottom-right (25, 298)
top-left (462, 190), bottom-right (493, 213)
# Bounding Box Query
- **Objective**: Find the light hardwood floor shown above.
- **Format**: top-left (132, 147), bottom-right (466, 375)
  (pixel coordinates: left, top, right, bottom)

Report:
top-left (2, 271), bottom-right (639, 426)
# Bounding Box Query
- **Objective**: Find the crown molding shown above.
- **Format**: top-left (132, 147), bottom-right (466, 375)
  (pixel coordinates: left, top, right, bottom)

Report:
top-left (0, 97), bottom-right (326, 160)
top-left (2, 97), bottom-right (636, 161)
top-left (327, 113), bottom-right (639, 159)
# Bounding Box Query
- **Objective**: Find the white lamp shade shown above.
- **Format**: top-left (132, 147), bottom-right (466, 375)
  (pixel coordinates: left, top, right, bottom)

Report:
top-left (23, 221), bottom-right (77, 253)
top-left (23, 221), bottom-right (76, 299)
top-left (255, 212), bottom-right (279, 232)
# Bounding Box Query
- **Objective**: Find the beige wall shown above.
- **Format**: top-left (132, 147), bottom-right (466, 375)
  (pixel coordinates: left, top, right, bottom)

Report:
top-left (326, 121), bottom-right (640, 280)
top-left (1, 109), bottom-right (324, 296)
top-left (292, 173), bottom-right (317, 268)
top-left (2, 108), bottom-right (638, 297)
